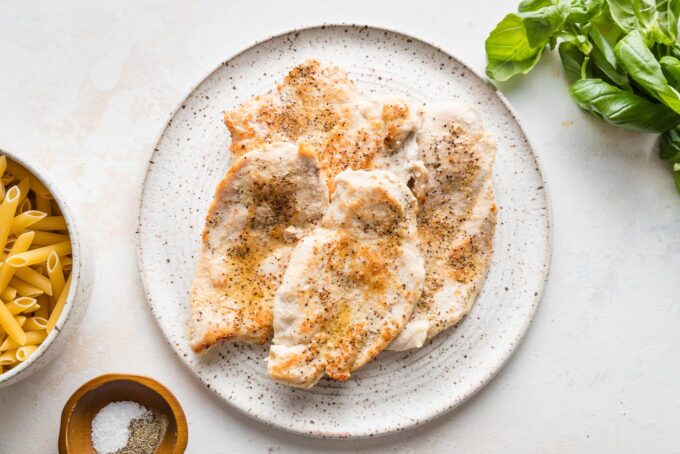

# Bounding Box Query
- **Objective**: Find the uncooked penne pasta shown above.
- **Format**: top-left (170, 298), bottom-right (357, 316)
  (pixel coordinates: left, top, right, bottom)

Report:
top-left (35, 294), bottom-right (49, 319)
top-left (0, 330), bottom-right (45, 351)
top-left (15, 178), bottom-right (29, 206)
top-left (31, 216), bottom-right (67, 231)
top-left (0, 302), bottom-right (25, 345)
top-left (27, 231), bottom-right (68, 246)
top-left (47, 252), bottom-right (64, 308)
top-left (5, 161), bottom-right (51, 200)
top-left (10, 211), bottom-right (47, 234)
top-left (14, 266), bottom-right (52, 296)
top-left (46, 273), bottom-right (71, 334)
top-left (0, 186), bottom-right (21, 254)
top-left (18, 198), bottom-right (32, 213)
top-left (0, 349), bottom-right (17, 365)
top-left (0, 286), bottom-right (16, 302)
top-left (6, 240), bottom-right (71, 267)
top-left (60, 255), bottom-right (72, 271)
top-left (16, 345), bottom-right (37, 362)
top-left (6, 297), bottom-right (39, 315)
top-left (9, 277), bottom-right (42, 298)
top-left (0, 156), bottom-right (72, 375)
top-left (0, 231), bottom-right (34, 295)
top-left (24, 317), bottom-right (47, 331)
top-left (34, 195), bottom-right (51, 216)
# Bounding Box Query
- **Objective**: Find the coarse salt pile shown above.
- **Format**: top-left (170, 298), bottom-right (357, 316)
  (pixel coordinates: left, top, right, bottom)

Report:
top-left (91, 401), bottom-right (150, 454)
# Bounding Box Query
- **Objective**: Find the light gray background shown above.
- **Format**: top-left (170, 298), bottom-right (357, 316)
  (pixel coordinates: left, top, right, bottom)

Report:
top-left (0, 1), bottom-right (678, 452)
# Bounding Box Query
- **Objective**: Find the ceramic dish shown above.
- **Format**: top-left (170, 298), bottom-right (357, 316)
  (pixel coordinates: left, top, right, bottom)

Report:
top-left (0, 149), bottom-right (93, 388)
top-left (137, 25), bottom-right (552, 438)
top-left (59, 374), bottom-right (188, 454)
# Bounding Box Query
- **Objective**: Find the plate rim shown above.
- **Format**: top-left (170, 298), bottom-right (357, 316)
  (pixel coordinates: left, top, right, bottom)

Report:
top-left (135, 23), bottom-right (554, 439)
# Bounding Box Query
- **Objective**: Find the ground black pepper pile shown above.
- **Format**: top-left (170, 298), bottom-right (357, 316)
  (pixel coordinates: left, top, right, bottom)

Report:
top-left (113, 414), bottom-right (162, 454)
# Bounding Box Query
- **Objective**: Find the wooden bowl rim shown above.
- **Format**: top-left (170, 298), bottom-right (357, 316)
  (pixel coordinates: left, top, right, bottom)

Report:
top-left (58, 373), bottom-right (188, 454)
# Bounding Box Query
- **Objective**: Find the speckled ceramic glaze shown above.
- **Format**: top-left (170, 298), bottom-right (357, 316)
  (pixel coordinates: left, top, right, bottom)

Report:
top-left (137, 25), bottom-right (552, 438)
top-left (0, 149), bottom-right (94, 388)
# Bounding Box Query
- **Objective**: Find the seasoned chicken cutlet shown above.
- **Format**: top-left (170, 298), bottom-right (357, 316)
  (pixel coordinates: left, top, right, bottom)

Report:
top-left (268, 170), bottom-right (424, 388)
top-left (189, 142), bottom-right (329, 352)
top-left (389, 104), bottom-right (497, 351)
top-left (224, 59), bottom-right (416, 186)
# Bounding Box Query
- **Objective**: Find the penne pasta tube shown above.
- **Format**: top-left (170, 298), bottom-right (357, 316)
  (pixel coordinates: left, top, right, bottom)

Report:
top-left (10, 210), bottom-right (47, 234)
top-left (15, 178), bottom-right (29, 206)
top-left (0, 186), bottom-right (21, 254)
top-left (16, 345), bottom-right (37, 362)
top-left (5, 297), bottom-right (39, 315)
top-left (46, 273), bottom-right (71, 334)
top-left (14, 315), bottom-right (26, 327)
top-left (14, 266), bottom-right (52, 296)
top-left (18, 198), bottom-right (31, 213)
top-left (0, 156), bottom-right (6, 177)
top-left (24, 317), bottom-right (47, 331)
top-left (60, 255), bottom-right (72, 271)
top-left (0, 302), bottom-right (25, 345)
top-left (0, 330), bottom-right (45, 351)
top-left (47, 252), bottom-right (64, 308)
top-left (31, 216), bottom-right (67, 231)
top-left (6, 240), bottom-right (71, 267)
top-left (35, 195), bottom-right (51, 216)
top-left (0, 231), bottom-right (34, 295)
top-left (9, 277), bottom-right (43, 298)
top-left (35, 294), bottom-right (49, 319)
top-left (50, 200), bottom-right (62, 215)
top-left (0, 286), bottom-right (16, 302)
top-left (5, 161), bottom-right (51, 199)
top-left (25, 231), bottom-right (69, 246)
top-left (0, 349), bottom-right (17, 365)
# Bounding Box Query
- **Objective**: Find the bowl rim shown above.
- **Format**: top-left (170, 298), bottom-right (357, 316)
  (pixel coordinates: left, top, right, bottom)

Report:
top-left (0, 148), bottom-right (81, 385)
top-left (59, 373), bottom-right (188, 454)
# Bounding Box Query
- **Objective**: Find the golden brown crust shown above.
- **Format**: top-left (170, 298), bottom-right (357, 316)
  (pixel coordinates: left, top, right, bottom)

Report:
top-left (190, 143), bottom-right (329, 352)
top-left (268, 170), bottom-right (424, 388)
top-left (224, 59), bottom-right (415, 187)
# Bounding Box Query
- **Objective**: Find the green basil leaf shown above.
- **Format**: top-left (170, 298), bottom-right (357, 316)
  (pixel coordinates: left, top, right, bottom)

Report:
top-left (519, 0), bottom-right (555, 12)
top-left (633, 0), bottom-right (680, 44)
top-left (660, 55), bottom-right (680, 86)
top-left (567, 0), bottom-right (605, 23)
top-left (589, 25), bottom-right (631, 88)
top-left (521, 5), bottom-right (570, 47)
top-left (485, 13), bottom-right (547, 81)
top-left (570, 78), bottom-right (680, 131)
top-left (660, 125), bottom-right (680, 160)
top-left (674, 162), bottom-right (680, 192)
top-left (615, 30), bottom-right (680, 113)
top-left (559, 41), bottom-right (589, 81)
top-left (635, 0), bottom-right (657, 27)
top-left (652, 0), bottom-right (680, 44)
top-left (606, 0), bottom-right (639, 31)
top-left (559, 30), bottom-right (595, 53)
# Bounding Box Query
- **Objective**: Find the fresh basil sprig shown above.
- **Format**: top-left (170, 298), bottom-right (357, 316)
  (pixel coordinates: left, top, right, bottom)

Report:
top-left (485, 0), bottom-right (680, 193)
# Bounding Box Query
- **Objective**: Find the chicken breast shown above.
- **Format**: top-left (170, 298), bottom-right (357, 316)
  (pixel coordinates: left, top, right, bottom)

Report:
top-left (389, 104), bottom-right (497, 351)
top-left (189, 142), bottom-right (329, 352)
top-left (268, 170), bottom-right (424, 388)
top-left (224, 59), bottom-right (416, 186)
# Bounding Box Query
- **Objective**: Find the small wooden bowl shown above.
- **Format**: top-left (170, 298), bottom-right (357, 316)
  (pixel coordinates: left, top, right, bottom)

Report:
top-left (59, 374), bottom-right (188, 453)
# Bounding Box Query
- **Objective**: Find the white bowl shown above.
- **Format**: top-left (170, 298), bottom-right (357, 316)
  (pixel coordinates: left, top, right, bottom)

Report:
top-left (0, 149), bottom-right (94, 388)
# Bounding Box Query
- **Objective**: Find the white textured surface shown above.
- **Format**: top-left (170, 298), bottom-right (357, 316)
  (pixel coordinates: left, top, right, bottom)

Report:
top-left (0, 0), bottom-right (678, 452)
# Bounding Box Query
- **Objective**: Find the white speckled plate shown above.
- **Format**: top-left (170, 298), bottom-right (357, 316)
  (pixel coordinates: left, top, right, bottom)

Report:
top-left (137, 25), bottom-right (551, 438)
